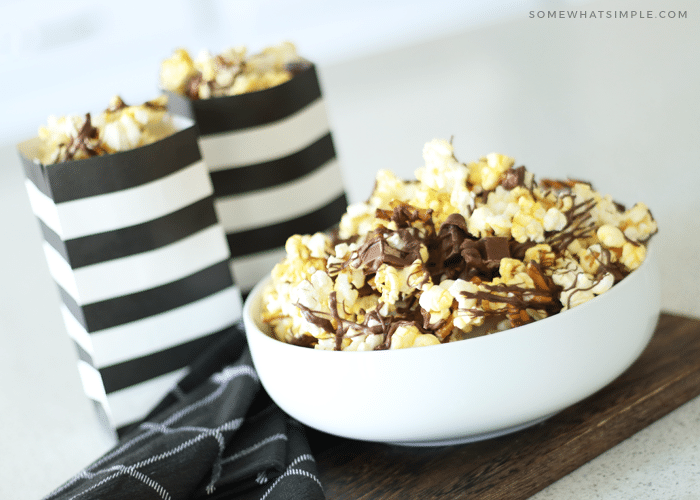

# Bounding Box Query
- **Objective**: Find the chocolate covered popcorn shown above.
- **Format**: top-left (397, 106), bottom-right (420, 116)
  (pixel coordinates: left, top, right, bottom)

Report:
top-left (160, 42), bottom-right (307, 100)
top-left (36, 95), bottom-right (174, 165)
top-left (260, 139), bottom-right (658, 351)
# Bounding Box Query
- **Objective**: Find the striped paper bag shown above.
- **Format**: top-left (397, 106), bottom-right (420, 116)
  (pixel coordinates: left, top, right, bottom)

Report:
top-left (166, 63), bottom-right (348, 293)
top-left (17, 117), bottom-right (243, 437)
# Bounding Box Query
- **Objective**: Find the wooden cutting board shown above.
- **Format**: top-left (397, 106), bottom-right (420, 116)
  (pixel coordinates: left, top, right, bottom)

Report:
top-left (309, 312), bottom-right (700, 499)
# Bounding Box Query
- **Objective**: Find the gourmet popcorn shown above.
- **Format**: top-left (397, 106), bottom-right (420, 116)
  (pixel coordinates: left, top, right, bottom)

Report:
top-left (36, 95), bottom-right (174, 165)
top-left (160, 42), bottom-right (307, 99)
top-left (260, 139), bottom-right (658, 351)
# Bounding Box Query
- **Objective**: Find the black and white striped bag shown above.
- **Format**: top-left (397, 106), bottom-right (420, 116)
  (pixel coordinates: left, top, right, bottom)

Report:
top-left (166, 64), bottom-right (348, 293)
top-left (17, 117), bottom-right (243, 436)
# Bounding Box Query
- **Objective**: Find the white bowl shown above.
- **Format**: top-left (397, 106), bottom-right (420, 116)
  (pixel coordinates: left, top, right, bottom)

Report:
top-left (243, 244), bottom-right (660, 446)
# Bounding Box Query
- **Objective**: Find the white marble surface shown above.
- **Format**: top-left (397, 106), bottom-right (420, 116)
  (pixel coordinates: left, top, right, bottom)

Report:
top-left (1, 0), bottom-right (699, 498)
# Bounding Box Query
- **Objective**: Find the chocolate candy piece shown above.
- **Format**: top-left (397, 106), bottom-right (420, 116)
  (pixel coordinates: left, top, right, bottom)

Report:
top-left (501, 165), bottom-right (526, 189)
top-left (484, 236), bottom-right (510, 263)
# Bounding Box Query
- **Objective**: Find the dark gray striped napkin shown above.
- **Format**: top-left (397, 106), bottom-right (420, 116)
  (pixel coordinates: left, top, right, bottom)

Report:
top-left (44, 322), bottom-right (325, 500)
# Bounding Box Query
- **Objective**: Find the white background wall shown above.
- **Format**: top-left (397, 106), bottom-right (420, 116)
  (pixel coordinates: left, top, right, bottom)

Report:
top-left (1, 0), bottom-right (570, 144)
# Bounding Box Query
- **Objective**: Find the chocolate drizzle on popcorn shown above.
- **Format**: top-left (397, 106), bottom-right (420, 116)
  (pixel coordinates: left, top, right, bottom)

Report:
top-left (36, 95), bottom-right (173, 165)
top-left (261, 139), bottom-right (658, 351)
top-left (159, 42), bottom-right (309, 100)
top-left (63, 113), bottom-right (106, 161)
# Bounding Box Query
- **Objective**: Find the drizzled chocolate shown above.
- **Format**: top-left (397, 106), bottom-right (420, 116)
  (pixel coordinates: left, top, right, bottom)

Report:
top-left (294, 187), bottom-right (642, 348)
top-left (296, 291), bottom-right (435, 351)
top-left (160, 43), bottom-right (304, 100)
top-left (293, 199), bottom-right (561, 345)
top-left (546, 197), bottom-right (596, 254)
top-left (35, 95), bottom-right (174, 165)
top-left (64, 114), bottom-right (104, 161)
top-left (261, 140), bottom-right (658, 351)
top-left (460, 261), bottom-right (562, 327)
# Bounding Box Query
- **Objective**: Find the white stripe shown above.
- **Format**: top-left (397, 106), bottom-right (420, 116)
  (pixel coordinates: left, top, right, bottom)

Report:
top-left (90, 286), bottom-right (242, 368)
top-left (43, 241), bottom-right (81, 301)
top-left (76, 360), bottom-right (111, 420)
top-left (229, 247), bottom-right (287, 291)
top-left (214, 159), bottom-right (345, 234)
top-left (107, 368), bottom-right (188, 429)
top-left (260, 454), bottom-right (322, 500)
top-left (222, 433), bottom-right (288, 464)
top-left (198, 98), bottom-right (330, 170)
top-left (48, 225), bottom-right (231, 305)
top-left (24, 179), bottom-right (64, 236)
top-left (61, 304), bottom-right (94, 356)
top-left (50, 160), bottom-right (212, 240)
top-left (120, 467), bottom-right (170, 500)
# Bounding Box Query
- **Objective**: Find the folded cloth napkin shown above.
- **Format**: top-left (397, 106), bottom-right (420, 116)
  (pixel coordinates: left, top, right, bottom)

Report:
top-left (44, 323), bottom-right (326, 500)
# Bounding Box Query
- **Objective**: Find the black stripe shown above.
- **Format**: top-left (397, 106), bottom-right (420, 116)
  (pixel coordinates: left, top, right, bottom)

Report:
top-left (41, 197), bottom-right (220, 269)
top-left (39, 219), bottom-right (70, 263)
top-left (57, 285), bottom-right (88, 331)
top-left (116, 421), bottom-right (137, 438)
top-left (226, 193), bottom-right (348, 257)
top-left (209, 133), bottom-right (336, 198)
top-left (100, 328), bottom-right (229, 394)
top-left (23, 126), bottom-right (202, 204)
top-left (165, 64), bottom-right (323, 135)
top-left (57, 261), bottom-right (235, 332)
top-left (84, 261), bottom-right (236, 332)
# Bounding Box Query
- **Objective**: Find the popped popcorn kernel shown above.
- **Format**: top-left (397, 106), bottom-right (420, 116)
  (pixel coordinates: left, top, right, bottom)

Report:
top-left (159, 48), bottom-right (198, 95)
top-left (374, 259), bottom-right (429, 306)
top-left (468, 153), bottom-right (515, 191)
top-left (419, 283), bottom-right (454, 325)
top-left (338, 203), bottom-right (378, 241)
top-left (620, 203), bottom-right (658, 242)
top-left (621, 242), bottom-right (647, 270)
top-left (511, 197), bottom-right (550, 243)
top-left (497, 258), bottom-right (529, 284)
top-left (390, 325), bottom-right (441, 349)
top-left (259, 139), bottom-right (657, 350)
top-left (374, 265), bottom-right (403, 306)
top-left (445, 279), bottom-right (482, 330)
top-left (597, 225), bottom-right (626, 248)
top-left (160, 42), bottom-right (305, 100)
top-left (333, 272), bottom-right (359, 317)
top-left (415, 139), bottom-right (470, 204)
top-left (543, 207), bottom-right (567, 232)
top-left (578, 243), bottom-right (609, 275)
top-left (371, 169), bottom-right (415, 208)
top-left (524, 244), bottom-right (557, 267)
top-left (293, 270), bottom-right (333, 311)
top-left (345, 333), bottom-right (384, 351)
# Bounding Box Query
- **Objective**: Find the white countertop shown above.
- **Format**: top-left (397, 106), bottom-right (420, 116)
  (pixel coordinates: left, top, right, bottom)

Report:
top-left (1, 0), bottom-right (699, 497)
